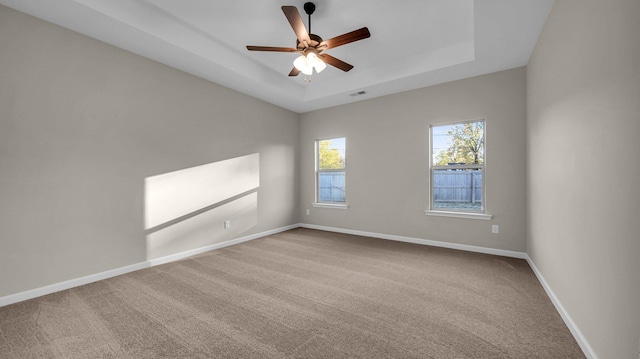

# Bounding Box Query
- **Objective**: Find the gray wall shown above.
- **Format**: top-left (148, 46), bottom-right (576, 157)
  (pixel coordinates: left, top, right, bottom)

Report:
top-left (4, 2), bottom-right (637, 357)
top-left (527, 0), bottom-right (640, 358)
top-left (299, 68), bottom-right (527, 252)
top-left (0, 6), bottom-right (299, 297)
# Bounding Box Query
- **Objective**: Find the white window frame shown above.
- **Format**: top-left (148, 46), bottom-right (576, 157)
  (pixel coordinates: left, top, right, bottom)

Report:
top-left (313, 137), bottom-right (348, 209)
top-left (426, 119), bottom-right (491, 220)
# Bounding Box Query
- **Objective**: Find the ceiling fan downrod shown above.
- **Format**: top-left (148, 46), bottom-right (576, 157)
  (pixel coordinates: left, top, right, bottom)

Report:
top-left (303, 2), bottom-right (315, 34)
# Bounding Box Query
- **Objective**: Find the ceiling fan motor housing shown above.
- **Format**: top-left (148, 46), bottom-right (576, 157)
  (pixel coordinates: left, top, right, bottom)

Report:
top-left (297, 33), bottom-right (323, 51)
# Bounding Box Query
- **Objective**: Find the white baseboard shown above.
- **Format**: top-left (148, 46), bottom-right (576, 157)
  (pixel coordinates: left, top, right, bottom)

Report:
top-left (525, 255), bottom-right (597, 359)
top-left (0, 262), bottom-right (151, 309)
top-left (147, 224), bottom-right (300, 267)
top-left (299, 223), bottom-right (594, 358)
top-left (0, 222), bottom-right (596, 359)
top-left (0, 224), bottom-right (299, 308)
top-left (299, 223), bottom-right (528, 259)
top-left (0, 222), bottom-right (523, 307)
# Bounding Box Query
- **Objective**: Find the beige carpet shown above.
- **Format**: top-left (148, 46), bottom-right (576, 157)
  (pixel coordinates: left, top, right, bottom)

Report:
top-left (0, 228), bottom-right (584, 358)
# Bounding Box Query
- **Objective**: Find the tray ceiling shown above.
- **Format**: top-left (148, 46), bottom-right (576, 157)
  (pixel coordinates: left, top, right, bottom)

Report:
top-left (0, 0), bottom-right (555, 113)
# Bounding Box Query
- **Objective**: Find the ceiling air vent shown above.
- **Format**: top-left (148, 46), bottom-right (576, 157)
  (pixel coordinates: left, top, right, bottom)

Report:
top-left (349, 91), bottom-right (367, 97)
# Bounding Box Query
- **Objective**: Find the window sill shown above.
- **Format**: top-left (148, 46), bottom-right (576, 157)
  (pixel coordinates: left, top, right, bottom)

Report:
top-left (424, 210), bottom-right (492, 220)
top-left (312, 202), bottom-right (349, 210)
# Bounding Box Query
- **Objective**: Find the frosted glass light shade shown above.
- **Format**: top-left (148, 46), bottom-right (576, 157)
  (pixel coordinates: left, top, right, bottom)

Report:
top-left (293, 53), bottom-right (326, 75)
top-left (293, 55), bottom-right (313, 75)
top-left (307, 53), bottom-right (326, 73)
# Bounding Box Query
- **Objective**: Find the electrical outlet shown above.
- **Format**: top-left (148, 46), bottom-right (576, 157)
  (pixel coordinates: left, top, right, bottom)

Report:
top-left (492, 225), bottom-right (499, 234)
top-left (224, 220), bottom-right (230, 229)
top-left (306, 209), bottom-right (310, 215)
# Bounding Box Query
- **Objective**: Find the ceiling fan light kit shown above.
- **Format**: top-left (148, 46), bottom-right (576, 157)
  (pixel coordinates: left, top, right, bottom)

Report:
top-left (246, 2), bottom-right (371, 79)
top-left (293, 52), bottom-right (326, 75)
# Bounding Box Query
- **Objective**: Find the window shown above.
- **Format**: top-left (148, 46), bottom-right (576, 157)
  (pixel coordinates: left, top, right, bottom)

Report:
top-left (315, 137), bottom-right (346, 205)
top-left (429, 120), bottom-right (486, 216)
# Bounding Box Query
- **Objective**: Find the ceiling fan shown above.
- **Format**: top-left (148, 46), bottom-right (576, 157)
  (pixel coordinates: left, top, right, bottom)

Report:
top-left (246, 2), bottom-right (371, 78)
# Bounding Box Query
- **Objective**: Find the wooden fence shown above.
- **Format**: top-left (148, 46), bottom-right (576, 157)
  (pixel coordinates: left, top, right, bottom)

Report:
top-left (433, 170), bottom-right (482, 204)
top-left (318, 170), bottom-right (480, 204)
top-left (318, 171), bottom-right (346, 202)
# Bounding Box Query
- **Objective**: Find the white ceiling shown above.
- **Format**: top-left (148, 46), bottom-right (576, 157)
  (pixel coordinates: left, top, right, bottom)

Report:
top-left (0, 0), bottom-right (555, 113)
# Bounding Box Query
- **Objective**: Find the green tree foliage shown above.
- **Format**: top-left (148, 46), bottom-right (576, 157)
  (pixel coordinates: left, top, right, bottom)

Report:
top-left (319, 140), bottom-right (345, 169)
top-left (435, 122), bottom-right (484, 165)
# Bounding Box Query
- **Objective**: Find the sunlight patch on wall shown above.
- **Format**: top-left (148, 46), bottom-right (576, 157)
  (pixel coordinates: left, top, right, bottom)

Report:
top-left (146, 192), bottom-right (258, 260)
top-left (144, 153), bottom-right (259, 230)
top-left (144, 153), bottom-right (259, 260)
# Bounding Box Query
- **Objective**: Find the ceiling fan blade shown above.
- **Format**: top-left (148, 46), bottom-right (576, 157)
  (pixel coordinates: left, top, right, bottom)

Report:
top-left (288, 67), bottom-right (300, 77)
top-left (246, 46), bottom-right (299, 52)
top-left (281, 6), bottom-right (311, 46)
top-left (319, 54), bottom-right (354, 72)
top-left (320, 27), bottom-right (371, 50)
